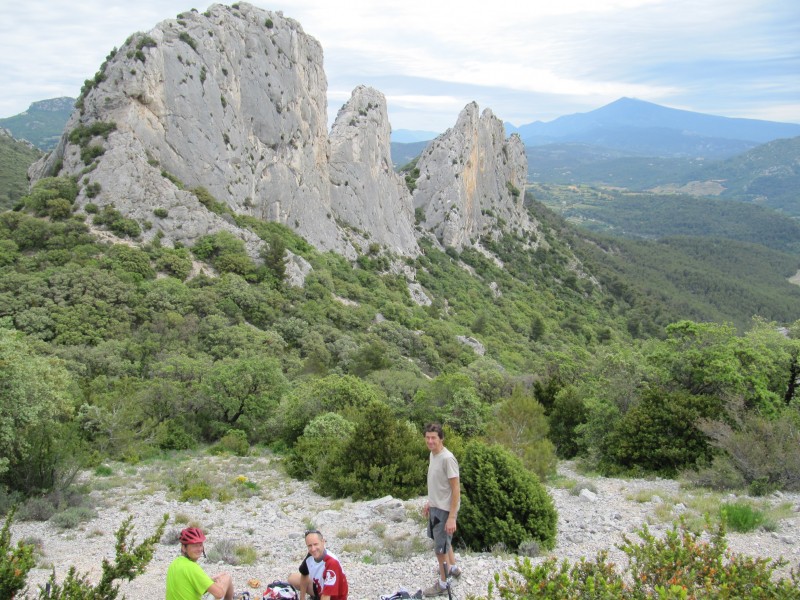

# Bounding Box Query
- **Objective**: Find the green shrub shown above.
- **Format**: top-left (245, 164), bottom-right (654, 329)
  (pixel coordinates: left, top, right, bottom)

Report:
top-left (94, 465), bottom-right (113, 476)
top-left (315, 401), bottom-right (427, 500)
top-left (485, 388), bottom-right (557, 481)
top-left (486, 519), bottom-right (800, 599)
top-left (93, 205), bottom-right (141, 238)
top-left (161, 170), bottom-right (184, 189)
top-left (191, 186), bottom-right (228, 214)
top-left (156, 420), bottom-right (197, 451)
top-left (41, 514), bottom-right (167, 599)
top-left (720, 502), bottom-right (765, 532)
top-left (85, 182), bottom-right (102, 198)
top-left (80, 144), bottom-right (106, 165)
top-left (213, 429), bottom-right (250, 456)
top-left (18, 497), bottom-right (58, 522)
top-left (179, 481), bottom-right (214, 502)
top-left (605, 388), bottom-right (722, 475)
top-left (458, 440), bottom-right (558, 552)
top-left (278, 374), bottom-right (383, 444)
top-left (623, 520), bottom-right (798, 597)
top-left (548, 385), bottom-right (588, 459)
top-left (0, 509), bottom-right (36, 599)
top-left (698, 409), bottom-right (800, 492)
top-left (153, 208), bottom-right (168, 218)
top-left (50, 506), bottom-right (97, 529)
top-left (68, 122), bottom-right (117, 147)
top-left (285, 412), bottom-right (355, 480)
top-left (154, 247), bottom-right (193, 280)
top-left (179, 31), bottom-right (198, 51)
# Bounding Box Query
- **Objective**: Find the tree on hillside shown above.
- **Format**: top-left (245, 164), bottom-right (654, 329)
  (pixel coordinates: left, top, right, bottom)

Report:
top-left (0, 328), bottom-right (78, 495)
top-left (484, 386), bottom-right (556, 480)
top-left (197, 355), bottom-right (288, 441)
top-left (314, 401), bottom-right (428, 500)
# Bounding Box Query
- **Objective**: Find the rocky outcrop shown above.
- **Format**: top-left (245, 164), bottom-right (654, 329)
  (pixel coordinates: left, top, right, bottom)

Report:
top-left (329, 86), bottom-right (418, 256)
top-left (412, 103), bottom-right (538, 250)
top-left (29, 3), bottom-right (537, 264)
top-left (31, 3), bottom-right (351, 257)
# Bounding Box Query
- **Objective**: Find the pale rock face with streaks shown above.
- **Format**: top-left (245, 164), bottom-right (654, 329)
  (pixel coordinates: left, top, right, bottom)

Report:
top-left (30, 2), bottom-right (537, 267)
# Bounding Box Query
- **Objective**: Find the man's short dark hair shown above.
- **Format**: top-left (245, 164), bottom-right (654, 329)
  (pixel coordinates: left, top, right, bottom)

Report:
top-left (424, 422), bottom-right (444, 439)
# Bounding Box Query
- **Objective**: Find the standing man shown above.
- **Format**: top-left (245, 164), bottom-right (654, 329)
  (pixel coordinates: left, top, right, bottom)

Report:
top-left (422, 423), bottom-right (461, 597)
top-left (166, 527), bottom-right (234, 600)
top-left (288, 529), bottom-right (349, 600)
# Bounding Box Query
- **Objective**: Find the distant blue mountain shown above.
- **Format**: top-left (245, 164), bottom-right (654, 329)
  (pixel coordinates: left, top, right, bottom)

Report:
top-left (506, 98), bottom-right (800, 158)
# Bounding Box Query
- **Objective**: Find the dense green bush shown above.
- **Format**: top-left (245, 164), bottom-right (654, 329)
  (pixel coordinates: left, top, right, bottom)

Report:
top-left (719, 501), bottom-right (766, 532)
top-left (93, 205), bottom-right (141, 238)
top-left (411, 372), bottom-right (488, 435)
top-left (547, 385), bottom-right (588, 459)
top-left (604, 388), bottom-right (722, 475)
top-left (314, 401), bottom-right (427, 500)
top-left (277, 374), bottom-right (384, 444)
top-left (152, 246), bottom-right (193, 280)
top-left (285, 412), bottom-right (355, 480)
top-left (155, 419), bottom-right (197, 451)
top-left (212, 429), bottom-right (250, 456)
top-left (458, 440), bottom-right (557, 552)
top-left (0, 329), bottom-right (78, 496)
top-left (192, 230), bottom-right (255, 277)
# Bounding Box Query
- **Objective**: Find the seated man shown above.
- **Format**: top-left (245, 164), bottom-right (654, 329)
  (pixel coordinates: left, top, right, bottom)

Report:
top-left (288, 529), bottom-right (348, 600)
top-left (166, 527), bottom-right (234, 600)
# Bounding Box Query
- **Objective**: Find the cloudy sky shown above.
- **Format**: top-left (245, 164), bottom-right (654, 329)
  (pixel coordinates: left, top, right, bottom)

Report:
top-left (1, 0), bottom-right (798, 133)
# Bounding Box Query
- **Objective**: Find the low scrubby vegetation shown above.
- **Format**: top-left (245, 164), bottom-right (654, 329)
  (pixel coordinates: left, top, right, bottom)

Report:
top-left (1, 511), bottom-right (167, 599)
top-left (486, 520), bottom-right (800, 599)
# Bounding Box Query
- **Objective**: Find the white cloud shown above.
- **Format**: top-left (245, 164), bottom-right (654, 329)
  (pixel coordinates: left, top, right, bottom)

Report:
top-left (1, 0), bottom-right (798, 128)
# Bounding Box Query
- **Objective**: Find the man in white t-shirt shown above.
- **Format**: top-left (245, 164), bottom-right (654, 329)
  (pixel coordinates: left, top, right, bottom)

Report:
top-left (421, 423), bottom-right (461, 597)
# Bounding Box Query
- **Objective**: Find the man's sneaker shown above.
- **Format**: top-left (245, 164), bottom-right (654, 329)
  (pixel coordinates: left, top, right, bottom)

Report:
top-left (423, 582), bottom-right (448, 597)
top-left (448, 565), bottom-right (462, 578)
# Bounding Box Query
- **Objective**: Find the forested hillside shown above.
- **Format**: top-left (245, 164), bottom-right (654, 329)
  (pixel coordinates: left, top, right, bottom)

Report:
top-left (687, 136), bottom-right (800, 216)
top-left (530, 183), bottom-right (800, 252)
top-left (0, 133), bottom-right (41, 210)
top-left (3, 177), bottom-right (800, 526)
top-left (527, 186), bottom-right (800, 331)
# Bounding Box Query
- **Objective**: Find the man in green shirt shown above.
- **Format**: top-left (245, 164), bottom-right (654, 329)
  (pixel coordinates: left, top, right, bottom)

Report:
top-left (166, 527), bottom-right (234, 600)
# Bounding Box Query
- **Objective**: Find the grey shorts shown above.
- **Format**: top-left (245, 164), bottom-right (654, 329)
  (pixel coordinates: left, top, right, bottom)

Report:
top-left (427, 506), bottom-right (452, 555)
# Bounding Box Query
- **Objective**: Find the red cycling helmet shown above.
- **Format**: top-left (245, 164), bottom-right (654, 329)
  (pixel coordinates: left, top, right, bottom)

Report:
top-left (179, 527), bottom-right (206, 544)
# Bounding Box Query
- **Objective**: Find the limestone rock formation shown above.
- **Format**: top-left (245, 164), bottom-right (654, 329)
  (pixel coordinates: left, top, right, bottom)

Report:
top-left (31, 3), bottom-right (351, 257)
top-left (412, 102), bottom-right (538, 250)
top-left (29, 2), bottom-right (538, 266)
top-left (329, 85), bottom-right (418, 256)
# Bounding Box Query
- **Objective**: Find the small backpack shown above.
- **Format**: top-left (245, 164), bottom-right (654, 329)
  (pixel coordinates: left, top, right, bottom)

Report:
top-left (380, 589), bottom-right (422, 600)
top-left (263, 581), bottom-right (299, 600)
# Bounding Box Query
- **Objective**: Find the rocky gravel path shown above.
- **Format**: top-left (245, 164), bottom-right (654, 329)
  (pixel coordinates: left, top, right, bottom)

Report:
top-left (11, 455), bottom-right (800, 599)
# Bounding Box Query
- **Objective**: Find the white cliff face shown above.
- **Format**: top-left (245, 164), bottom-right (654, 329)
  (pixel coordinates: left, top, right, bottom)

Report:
top-left (412, 103), bottom-right (538, 251)
top-left (29, 3), bottom-right (538, 264)
top-left (329, 86), bottom-right (418, 257)
top-left (32, 3), bottom-right (353, 257)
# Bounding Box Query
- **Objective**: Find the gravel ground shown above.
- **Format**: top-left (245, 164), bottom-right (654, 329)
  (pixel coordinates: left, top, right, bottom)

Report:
top-left (10, 455), bottom-right (800, 599)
